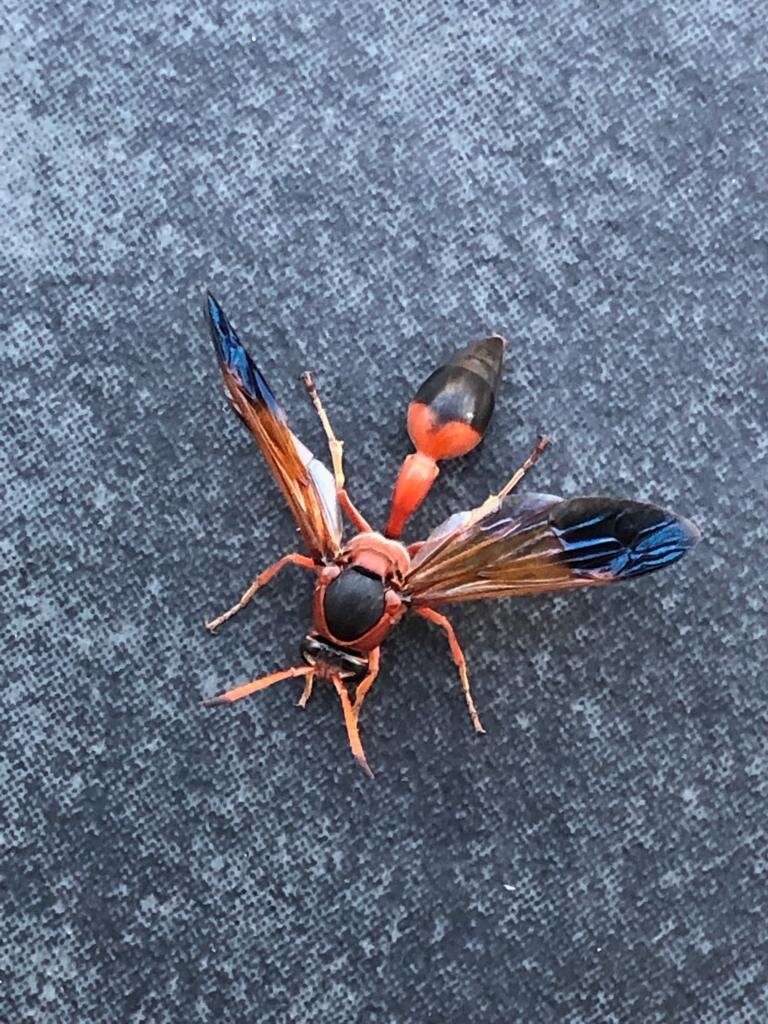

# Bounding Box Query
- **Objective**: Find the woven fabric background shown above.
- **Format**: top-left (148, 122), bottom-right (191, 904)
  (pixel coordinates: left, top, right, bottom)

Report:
top-left (2, 2), bottom-right (767, 1021)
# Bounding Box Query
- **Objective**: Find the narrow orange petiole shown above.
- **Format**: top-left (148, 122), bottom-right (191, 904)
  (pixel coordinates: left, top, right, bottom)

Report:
top-left (332, 676), bottom-right (374, 778)
top-left (385, 452), bottom-right (439, 539)
top-left (202, 665), bottom-right (314, 707)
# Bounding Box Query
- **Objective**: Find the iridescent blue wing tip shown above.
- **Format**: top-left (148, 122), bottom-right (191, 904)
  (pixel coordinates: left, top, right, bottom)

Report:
top-left (550, 498), bottom-right (701, 582)
top-left (617, 509), bottom-right (701, 579)
top-left (205, 292), bottom-right (285, 420)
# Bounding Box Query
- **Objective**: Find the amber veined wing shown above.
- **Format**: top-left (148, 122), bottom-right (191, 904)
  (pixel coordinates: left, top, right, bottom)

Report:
top-left (403, 492), bottom-right (701, 606)
top-left (206, 293), bottom-right (342, 559)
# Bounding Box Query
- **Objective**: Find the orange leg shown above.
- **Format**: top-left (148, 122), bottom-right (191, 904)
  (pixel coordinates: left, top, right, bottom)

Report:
top-left (332, 676), bottom-right (374, 778)
top-left (202, 665), bottom-right (314, 707)
top-left (296, 674), bottom-right (315, 708)
top-left (352, 648), bottom-right (381, 718)
top-left (205, 552), bottom-right (315, 633)
top-left (467, 435), bottom-right (551, 529)
top-left (302, 371), bottom-right (372, 533)
top-left (338, 488), bottom-right (372, 533)
top-left (496, 434), bottom-right (551, 500)
top-left (416, 606), bottom-right (485, 734)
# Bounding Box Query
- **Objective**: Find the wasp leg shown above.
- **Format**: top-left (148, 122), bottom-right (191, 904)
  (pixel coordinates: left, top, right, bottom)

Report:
top-left (352, 648), bottom-right (381, 718)
top-left (202, 665), bottom-right (314, 707)
top-left (296, 674), bottom-right (315, 708)
top-left (337, 490), bottom-right (372, 533)
top-left (301, 371), bottom-right (345, 487)
top-left (205, 552), bottom-right (316, 634)
top-left (301, 371), bottom-right (372, 533)
top-left (332, 676), bottom-right (374, 778)
top-left (496, 434), bottom-right (551, 500)
top-left (464, 435), bottom-right (551, 530)
top-left (415, 606), bottom-right (485, 734)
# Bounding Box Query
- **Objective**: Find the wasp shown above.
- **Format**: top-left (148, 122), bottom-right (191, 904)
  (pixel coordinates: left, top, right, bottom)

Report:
top-left (202, 294), bottom-right (700, 776)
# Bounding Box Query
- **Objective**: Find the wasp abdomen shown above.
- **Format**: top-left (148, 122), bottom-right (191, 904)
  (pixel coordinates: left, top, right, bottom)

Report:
top-left (323, 567), bottom-right (386, 642)
top-left (410, 335), bottom-right (504, 456)
top-left (385, 336), bottom-right (505, 538)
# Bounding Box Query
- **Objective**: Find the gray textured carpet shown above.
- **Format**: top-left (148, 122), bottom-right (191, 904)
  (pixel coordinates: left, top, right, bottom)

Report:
top-left (3, 2), bottom-right (767, 1021)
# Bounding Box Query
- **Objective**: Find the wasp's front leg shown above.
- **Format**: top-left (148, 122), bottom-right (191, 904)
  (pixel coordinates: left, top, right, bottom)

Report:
top-left (205, 552), bottom-right (316, 634)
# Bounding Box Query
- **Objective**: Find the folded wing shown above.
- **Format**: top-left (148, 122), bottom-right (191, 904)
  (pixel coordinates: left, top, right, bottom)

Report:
top-left (206, 293), bottom-right (342, 559)
top-left (404, 492), bottom-right (701, 606)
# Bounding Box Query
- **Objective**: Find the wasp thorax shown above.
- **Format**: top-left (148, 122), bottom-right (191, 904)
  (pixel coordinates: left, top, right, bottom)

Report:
top-left (322, 567), bottom-right (386, 642)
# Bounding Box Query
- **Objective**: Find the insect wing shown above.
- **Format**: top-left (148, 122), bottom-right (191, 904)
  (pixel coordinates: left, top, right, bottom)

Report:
top-left (404, 493), bottom-right (700, 606)
top-left (206, 293), bottom-right (342, 558)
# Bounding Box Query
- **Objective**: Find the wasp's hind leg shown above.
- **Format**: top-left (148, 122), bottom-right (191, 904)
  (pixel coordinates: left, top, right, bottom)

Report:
top-left (205, 552), bottom-right (316, 634)
top-left (495, 434), bottom-right (551, 501)
top-left (464, 434), bottom-right (551, 529)
top-left (301, 371), bottom-right (372, 532)
top-left (415, 606), bottom-right (485, 734)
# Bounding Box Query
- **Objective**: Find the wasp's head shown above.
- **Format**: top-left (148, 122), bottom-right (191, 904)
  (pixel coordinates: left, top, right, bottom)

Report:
top-left (299, 635), bottom-right (369, 684)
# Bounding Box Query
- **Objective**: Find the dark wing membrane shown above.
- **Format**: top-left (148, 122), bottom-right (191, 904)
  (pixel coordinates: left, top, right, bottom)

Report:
top-left (206, 293), bottom-right (342, 558)
top-left (404, 493), bottom-right (701, 606)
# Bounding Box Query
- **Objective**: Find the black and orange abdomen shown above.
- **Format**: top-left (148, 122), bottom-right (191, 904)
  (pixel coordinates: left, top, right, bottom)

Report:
top-left (385, 336), bottom-right (504, 538)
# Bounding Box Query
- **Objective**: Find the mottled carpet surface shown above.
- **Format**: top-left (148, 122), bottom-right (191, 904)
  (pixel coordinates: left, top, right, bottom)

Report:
top-left (2, 2), bottom-right (767, 1021)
